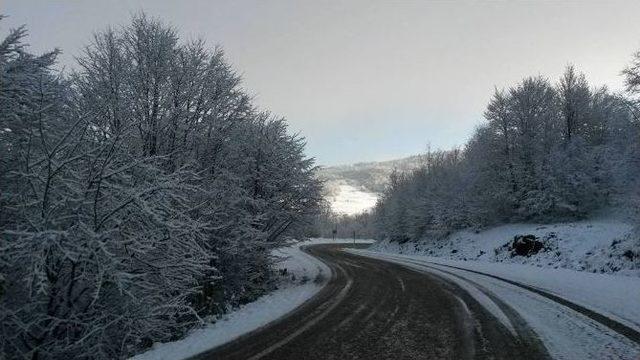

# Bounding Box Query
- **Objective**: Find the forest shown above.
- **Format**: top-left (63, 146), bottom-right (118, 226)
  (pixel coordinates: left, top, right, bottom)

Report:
top-left (373, 62), bottom-right (640, 243)
top-left (0, 14), bottom-right (322, 359)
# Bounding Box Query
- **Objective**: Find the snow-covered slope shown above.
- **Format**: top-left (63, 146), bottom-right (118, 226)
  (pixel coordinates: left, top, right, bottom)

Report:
top-left (320, 155), bottom-right (426, 193)
top-left (324, 180), bottom-right (379, 215)
top-left (372, 218), bottom-right (640, 277)
top-left (319, 154), bottom-right (425, 215)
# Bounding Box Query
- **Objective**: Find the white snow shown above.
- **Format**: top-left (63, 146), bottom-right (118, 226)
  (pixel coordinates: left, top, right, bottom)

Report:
top-left (326, 180), bottom-right (379, 215)
top-left (351, 242), bottom-right (640, 359)
top-left (372, 218), bottom-right (639, 276)
top-left (130, 238), bottom-right (372, 360)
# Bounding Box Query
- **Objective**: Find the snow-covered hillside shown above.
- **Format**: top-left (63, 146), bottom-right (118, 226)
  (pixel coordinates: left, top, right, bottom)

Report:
top-left (320, 154), bottom-right (425, 192)
top-left (371, 218), bottom-right (640, 277)
top-left (320, 154), bottom-right (425, 215)
top-left (324, 180), bottom-right (379, 215)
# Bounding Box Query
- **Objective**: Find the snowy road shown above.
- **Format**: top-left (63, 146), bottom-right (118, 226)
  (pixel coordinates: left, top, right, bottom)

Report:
top-left (348, 250), bottom-right (640, 360)
top-left (192, 244), bottom-right (549, 360)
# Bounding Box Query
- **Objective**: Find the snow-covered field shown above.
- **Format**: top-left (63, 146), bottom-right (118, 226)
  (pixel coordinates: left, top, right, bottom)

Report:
top-left (349, 249), bottom-right (640, 359)
top-left (325, 180), bottom-right (379, 215)
top-left (130, 238), bottom-right (372, 360)
top-left (373, 218), bottom-right (640, 276)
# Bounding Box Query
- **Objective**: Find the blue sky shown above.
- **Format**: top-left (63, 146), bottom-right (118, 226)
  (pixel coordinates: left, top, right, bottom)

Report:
top-left (4, 0), bottom-right (640, 165)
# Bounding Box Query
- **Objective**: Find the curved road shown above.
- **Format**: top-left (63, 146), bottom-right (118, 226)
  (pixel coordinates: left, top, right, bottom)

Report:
top-left (193, 244), bottom-right (549, 360)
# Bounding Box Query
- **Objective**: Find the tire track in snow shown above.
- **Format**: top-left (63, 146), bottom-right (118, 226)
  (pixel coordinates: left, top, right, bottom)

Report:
top-left (351, 250), bottom-right (640, 359)
top-left (248, 263), bottom-right (354, 360)
top-left (385, 254), bottom-right (640, 345)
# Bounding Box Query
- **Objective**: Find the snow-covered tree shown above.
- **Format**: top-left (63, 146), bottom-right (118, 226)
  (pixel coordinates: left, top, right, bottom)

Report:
top-left (558, 65), bottom-right (592, 143)
top-left (374, 64), bottom-right (638, 244)
top-left (0, 19), bottom-right (214, 358)
top-left (1, 13), bottom-right (321, 359)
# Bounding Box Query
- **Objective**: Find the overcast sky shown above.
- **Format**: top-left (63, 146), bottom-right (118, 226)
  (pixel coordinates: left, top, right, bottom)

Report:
top-left (4, 0), bottom-right (640, 165)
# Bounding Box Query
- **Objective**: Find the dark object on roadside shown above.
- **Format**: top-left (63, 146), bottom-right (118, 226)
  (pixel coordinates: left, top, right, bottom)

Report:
top-left (511, 234), bottom-right (545, 257)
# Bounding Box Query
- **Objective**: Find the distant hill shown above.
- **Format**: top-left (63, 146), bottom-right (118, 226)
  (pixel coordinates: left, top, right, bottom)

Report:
top-left (319, 154), bottom-right (427, 193)
top-left (319, 155), bottom-right (426, 215)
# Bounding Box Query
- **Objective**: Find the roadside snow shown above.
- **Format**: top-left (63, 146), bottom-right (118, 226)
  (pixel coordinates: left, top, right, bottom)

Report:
top-left (131, 283), bottom-right (320, 360)
top-left (372, 218), bottom-right (639, 276)
top-left (130, 238), bottom-right (372, 360)
top-left (350, 249), bottom-right (640, 359)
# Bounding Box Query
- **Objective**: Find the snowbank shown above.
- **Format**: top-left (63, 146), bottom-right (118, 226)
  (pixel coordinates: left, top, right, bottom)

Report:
top-left (130, 238), bottom-right (371, 360)
top-left (372, 218), bottom-right (639, 276)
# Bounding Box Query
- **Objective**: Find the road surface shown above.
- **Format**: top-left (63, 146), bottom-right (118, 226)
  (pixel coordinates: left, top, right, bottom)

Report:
top-left (193, 244), bottom-right (549, 360)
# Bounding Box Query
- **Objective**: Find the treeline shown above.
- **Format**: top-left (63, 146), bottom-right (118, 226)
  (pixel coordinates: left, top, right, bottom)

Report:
top-left (312, 205), bottom-right (377, 239)
top-left (0, 14), bottom-right (321, 359)
top-left (374, 64), bottom-right (640, 243)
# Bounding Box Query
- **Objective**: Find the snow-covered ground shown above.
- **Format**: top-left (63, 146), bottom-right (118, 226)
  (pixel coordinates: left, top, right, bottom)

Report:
top-left (326, 180), bottom-right (379, 215)
top-left (349, 249), bottom-right (640, 359)
top-left (130, 238), bottom-right (372, 360)
top-left (373, 218), bottom-right (640, 276)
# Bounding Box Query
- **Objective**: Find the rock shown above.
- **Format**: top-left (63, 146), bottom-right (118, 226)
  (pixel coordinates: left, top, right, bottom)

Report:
top-left (623, 250), bottom-right (635, 261)
top-left (511, 234), bottom-right (545, 257)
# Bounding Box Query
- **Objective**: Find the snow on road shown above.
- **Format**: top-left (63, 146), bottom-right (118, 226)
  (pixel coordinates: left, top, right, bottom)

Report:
top-left (349, 249), bottom-right (640, 360)
top-left (130, 238), bottom-right (372, 360)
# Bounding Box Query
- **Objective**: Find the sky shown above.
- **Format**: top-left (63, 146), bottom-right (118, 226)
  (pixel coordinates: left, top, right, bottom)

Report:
top-left (4, 0), bottom-right (640, 165)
